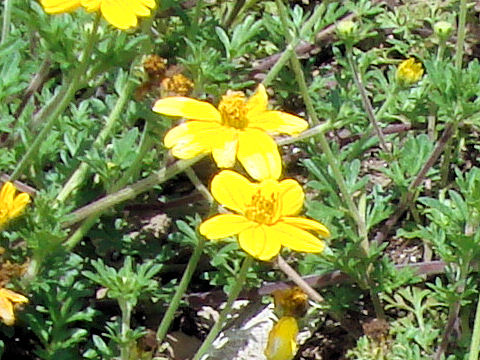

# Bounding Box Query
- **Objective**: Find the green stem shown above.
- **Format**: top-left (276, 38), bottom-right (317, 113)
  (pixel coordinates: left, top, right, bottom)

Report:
top-left (10, 15), bottom-right (101, 181)
top-left (262, 3), bottom-right (326, 87)
top-left (56, 68), bottom-right (138, 203)
top-left (62, 156), bottom-right (204, 227)
top-left (1, 0), bottom-right (13, 45)
top-left (192, 256), bottom-right (253, 360)
top-left (437, 39), bottom-right (447, 62)
top-left (469, 293), bottom-right (480, 360)
top-left (455, 0), bottom-right (468, 69)
top-left (156, 236), bottom-right (206, 343)
top-left (345, 45), bottom-right (389, 153)
top-left (119, 299), bottom-right (133, 360)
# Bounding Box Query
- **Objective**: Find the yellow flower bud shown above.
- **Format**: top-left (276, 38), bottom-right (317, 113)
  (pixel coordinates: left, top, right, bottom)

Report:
top-left (396, 58), bottom-right (424, 86)
top-left (336, 20), bottom-right (358, 43)
top-left (265, 316), bottom-right (299, 360)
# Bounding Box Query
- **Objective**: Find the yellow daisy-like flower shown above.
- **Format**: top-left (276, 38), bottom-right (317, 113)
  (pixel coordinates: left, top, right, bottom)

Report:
top-left (265, 316), bottom-right (298, 360)
top-left (396, 58), bottom-right (424, 85)
top-left (0, 288), bottom-right (28, 326)
top-left (40, 0), bottom-right (156, 30)
top-left (0, 182), bottom-right (30, 230)
top-left (199, 170), bottom-right (329, 261)
top-left (152, 84), bottom-right (308, 181)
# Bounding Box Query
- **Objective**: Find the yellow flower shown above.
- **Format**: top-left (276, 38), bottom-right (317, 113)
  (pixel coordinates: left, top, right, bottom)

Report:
top-left (265, 316), bottom-right (298, 360)
top-left (40, 0), bottom-right (156, 30)
top-left (396, 58), bottom-right (423, 85)
top-left (199, 170), bottom-right (329, 261)
top-left (152, 84), bottom-right (308, 181)
top-left (0, 182), bottom-right (30, 229)
top-left (0, 288), bottom-right (28, 326)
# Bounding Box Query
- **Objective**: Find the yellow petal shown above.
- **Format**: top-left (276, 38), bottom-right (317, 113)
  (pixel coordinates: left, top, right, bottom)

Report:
top-left (199, 214), bottom-right (255, 239)
top-left (0, 289), bottom-right (28, 304)
top-left (164, 121), bottom-right (220, 159)
top-left (238, 225), bottom-right (281, 261)
top-left (280, 217), bottom-right (330, 238)
top-left (0, 182), bottom-right (15, 209)
top-left (153, 97), bottom-right (221, 122)
top-left (100, 0), bottom-right (138, 29)
top-left (0, 296), bottom-right (15, 326)
top-left (210, 170), bottom-right (256, 213)
top-left (250, 111), bottom-right (308, 135)
top-left (237, 128), bottom-right (281, 181)
top-left (265, 316), bottom-right (298, 360)
top-left (246, 84), bottom-right (268, 117)
top-left (9, 193), bottom-right (30, 219)
top-left (211, 128), bottom-right (238, 168)
top-left (277, 179), bottom-right (304, 216)
top-left (268, 222), bottom-right (325, 253)
top-left (142, 0), bottom-right (156, 9)
top-left (41, 0), bottom-right (81, 13)
top-left (80, 0), bottom-right (100, 11)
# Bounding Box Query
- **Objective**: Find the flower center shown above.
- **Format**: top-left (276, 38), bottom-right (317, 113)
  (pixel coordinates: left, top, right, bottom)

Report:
top-left (218, 91), bottom-right (248, 129)
top-left (245, 190), bottom-right (278, 225)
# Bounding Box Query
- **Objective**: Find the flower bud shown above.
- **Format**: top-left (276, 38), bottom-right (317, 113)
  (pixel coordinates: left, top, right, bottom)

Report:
top-left (433, 21), bottom-right (453, 41)
top-left (336, 20), bottom-right (358, 44)
top-left (396, 58), bottom-right (424, 86)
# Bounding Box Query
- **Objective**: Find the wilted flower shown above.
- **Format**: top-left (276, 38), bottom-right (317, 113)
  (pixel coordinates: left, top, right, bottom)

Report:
top-left (272, 287), bottom-right (308, 318)
top-left (161, 74), bottom-right (194, 97)
top-left (265, 316), bottom-right (298, 360)
top-left (0, 288), bottom-right (28, 325)
top-left (199, 170), bottom-right (329, 261)
top-left (0, 182), bottom-right (30, 229)
top-left (396, 58), bottom-right (424, 85)
top-left (153, 84), bottom-right (308, 181)
top-left (40, 0), bottom-right (156, 30)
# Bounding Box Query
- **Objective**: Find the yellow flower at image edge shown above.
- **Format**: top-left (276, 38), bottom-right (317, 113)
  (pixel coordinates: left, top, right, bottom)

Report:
top-left (0, 288), bottom-right (28, 326)
top-left (0, 182), bottom-right (30, 229)
top-left (265, 316), bottom-right (298, 360)
top-left (199, 170), bottom-right (330, 261)
top-left (396, 58), bottom-right (423, 85)
top-left (153, 84), bottom-right (308, 181)
top-left (40, 0), bottom-right (156, 30)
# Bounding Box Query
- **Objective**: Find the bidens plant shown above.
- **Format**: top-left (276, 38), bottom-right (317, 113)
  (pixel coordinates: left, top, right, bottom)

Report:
top-left (199, 170), bottom-right (330, 261)
top-left (0, 182), bottom-right (30, 230)
top-left (153, 84), bottom-right (308, 180)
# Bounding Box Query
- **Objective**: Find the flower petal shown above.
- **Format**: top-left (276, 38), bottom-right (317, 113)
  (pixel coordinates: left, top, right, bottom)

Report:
top-left (80, 0), bottom-right (100, 11)
top-left (238, 225), bottom-right (281, 261)
top-left (0, 289), bottom-right (28, 304)
top-left (268, 222), bottom-right (325, 253)
top-left (250, 111), bottom-right (308, 135)
top-left (210, 170), bottom-right (256, 213)
top-left (41, 0), bottom-right (81, 13)
top-left (164, 121), bottom-right (220, 159)
top-left (265, 316), bottom-right (298, 360)
top-left (100, 0), bottom-right (138, 29)
top-left (0, 296), bottom-right (14, 326)
top-left (246, 84), bottom-right (268, 118)
top-left (237, 128), bottom-right (281, 181)
top-left (211, 128), bottom-right (238, 168)
top-left (199, 214), bottom-right (255, 239)
top-left (153, 97), bottom-right (221, 122)
top-left (280, 217), bottom-right (330, 238)
top-left (0, 182), bottom-right (15, 208)
top-left (277, 179), bottom-right (304, 216)
top-left (9, 194), bottom-right (30, 219)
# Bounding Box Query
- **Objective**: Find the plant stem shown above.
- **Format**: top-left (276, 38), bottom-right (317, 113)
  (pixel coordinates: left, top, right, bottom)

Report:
top-left (262, 2), bottom-right (326, 87)
top-left (1, 0), bottom-right (13, 45)
top-left (469, 292), bottom-right (480, 360)
top-left (62, 156), bottom-right (204, 227)
top-left (345, 45), bottom-right (389, 153)
top-left (156, 236), bottom-right (206, 343)
top-left (192, 256), bottom-right (253, 360)
top-left (56, 68), bottom-right (138, 203)
top-left (455, 0), bottom-right (468, 69)
top-left (119, 298), bottom-right (133, 360)
top-left (10, 15), bottom-right (101, 181)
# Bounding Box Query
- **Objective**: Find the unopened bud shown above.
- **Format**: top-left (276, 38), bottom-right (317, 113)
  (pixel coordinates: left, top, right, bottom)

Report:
top-left (336, 20), bottom-right (357, 43)
top-left (433, 21), bottom-right (453, 40)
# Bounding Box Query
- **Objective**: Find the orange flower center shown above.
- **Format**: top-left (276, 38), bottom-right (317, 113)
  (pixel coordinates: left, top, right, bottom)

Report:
top-left (218, 91), bottom-right (248, 129)
top-left (245, 190), bottom-right (278, 225)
